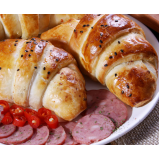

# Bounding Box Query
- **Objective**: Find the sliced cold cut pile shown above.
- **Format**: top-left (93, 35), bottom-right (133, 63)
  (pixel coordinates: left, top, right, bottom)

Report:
top-left (85, 99), bottom-right (128, 128)
top-left (72, 114), bottom-right (115, 145)
top-left (61, 122), bottom-right (78, 145)
top-left (0, 106), bottom-right (4, 123)
top-left (0, 124), bottom-right (16, 138)
top-left (46, 126), bottom-right (66, 145)
top-left (87, 89), bottom-right (117, 107)
top-left (21, 126), bottom-right (49, 145)
top-left (0, 124), bottom-right (33, 145)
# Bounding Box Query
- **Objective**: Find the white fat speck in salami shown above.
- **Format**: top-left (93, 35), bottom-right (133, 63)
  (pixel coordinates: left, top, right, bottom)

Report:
top-left (0, 124), bottom-right (33, 145)
top-left (72, 114), bottom-right (115, 145)
top-left (85, 99), bottom-right (128, 128)
top-left (0, 124), bottom-right (16, 138)
top-left (21, 126), bottom-right (49, 145)
top-left (46, 126), bottom-right (66, 145)
top-left (61, 122), bottom-right (78, 145)
top-left (87, 89), bottom-right (117, 107)
top-left (0, 106), bottom-right (4, 123)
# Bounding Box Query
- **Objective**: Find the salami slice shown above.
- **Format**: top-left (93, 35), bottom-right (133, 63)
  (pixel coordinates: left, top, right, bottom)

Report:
top-left (61, 122), bottom-right (78, 145)
top-left (46, 126), bottom-right (66, 145)
top-left (0, 105), bottom-right (4, 123)
top-left (0, 124), bottom-right (33, 145)
top-left (21, 126), bottom-right (49, 145)
top-left (72, 114), bottom-right (115, 145)
top-left (85, 99), bottom-right (128, 127)
top-left (0, 124), bottom-right (16, 138)
top-left (87, 89), bottom-right (117, 107)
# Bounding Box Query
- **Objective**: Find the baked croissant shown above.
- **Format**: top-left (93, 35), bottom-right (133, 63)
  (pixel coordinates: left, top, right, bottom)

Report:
top-left (41, 14), bottom-right (158, 107)
top-left (0, 14), bottom-right (84, 40)
top-left (0, 37), bottom-right (87, 121)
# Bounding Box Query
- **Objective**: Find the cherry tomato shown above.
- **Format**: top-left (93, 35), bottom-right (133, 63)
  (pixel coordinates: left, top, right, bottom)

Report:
top-left (1, 112), bottom-right (13, 124)
top-left (24, 108), bottom-right (38, 119)
top-left (0, 100), bottom-right (10, 114)
top-left (44, 115), bottom-right (58, 129)
top-left (38, 108), bottom-right (52, 120)
top-left (27, 114), bottom-right (41, 128)
top-left (10, 104), bottom-right (24, 116)
top-left (13, 115), bottom-right (27, 127)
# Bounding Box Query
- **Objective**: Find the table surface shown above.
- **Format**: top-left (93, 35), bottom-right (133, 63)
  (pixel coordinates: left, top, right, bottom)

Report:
top-left (109, 26), bottom-right (159, 145)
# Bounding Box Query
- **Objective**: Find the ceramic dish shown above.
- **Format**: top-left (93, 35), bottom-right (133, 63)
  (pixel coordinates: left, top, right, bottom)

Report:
top-left (0, 15), bottom-right (159, 145)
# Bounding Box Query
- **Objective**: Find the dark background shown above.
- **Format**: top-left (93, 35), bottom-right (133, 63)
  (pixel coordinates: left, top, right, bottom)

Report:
top-left (150, 27), bottom-right (159, 41)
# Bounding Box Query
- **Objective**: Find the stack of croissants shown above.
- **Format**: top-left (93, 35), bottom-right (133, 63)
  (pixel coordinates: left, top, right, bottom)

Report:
top-left (0, 14), bottom-right (158, 121)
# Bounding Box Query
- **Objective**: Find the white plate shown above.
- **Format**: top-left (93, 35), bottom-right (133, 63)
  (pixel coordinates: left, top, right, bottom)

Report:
top-left (0, 15), bottom-right (159, 146)
top-left (85, 15), bottom-right (159, 145)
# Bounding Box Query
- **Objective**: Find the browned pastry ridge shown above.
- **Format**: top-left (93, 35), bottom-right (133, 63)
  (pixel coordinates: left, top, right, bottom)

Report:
top-left (0, 37), bottom-right (87, 121)
top-left (41, 14), bottom-right (158, 107)
top-left (0, 14), bottom-right (84, 40)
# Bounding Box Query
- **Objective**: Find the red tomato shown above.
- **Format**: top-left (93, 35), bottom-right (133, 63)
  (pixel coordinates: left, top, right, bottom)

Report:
top-left (27, 114), bottom-right (41, 128)
top-left (10, 104), bottom-right (24, 116)
top-left (13, 116), bottom-right (27, 127)
top-left (38, 108), bottom-right (52, 120)
top-left (0, 100), bottom-right (10, 114)
top-left (1, 112), bottom-right (13, 124)
top-left (44, 115), bottom-right (58, 129)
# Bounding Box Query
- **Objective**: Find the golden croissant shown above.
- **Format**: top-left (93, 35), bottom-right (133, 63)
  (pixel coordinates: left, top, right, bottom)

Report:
top-left (0, 14), bottom-right (84, 40)
top-left (41, 14), bottom-right (158, 107)
top-left (0, 37), bottom-right (87, 121)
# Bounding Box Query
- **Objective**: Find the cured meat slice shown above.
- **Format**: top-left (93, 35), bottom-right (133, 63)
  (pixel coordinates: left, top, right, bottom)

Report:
top-left (0, 124), bottom-right (33, 145)
top-left (87, 89), bottom-right (117, 107)
top-left (72, 114), bottom-right (115, 145)
top-left (85, 99), bottom-right (128, 127)
top-left (61, 122), bottom-right (78, 145)
top-left (0, 124), bottom-right (16, 138)
top-left (21, 126), bottom-right (49, 145)
top-left (0, 106), bottom-right (4, 123)
top-left (46, 126), bottom-right (66, 145)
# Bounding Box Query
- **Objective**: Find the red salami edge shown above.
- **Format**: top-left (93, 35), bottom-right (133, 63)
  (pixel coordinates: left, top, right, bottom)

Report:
top-left (72, 114), bottom-right (115, 145)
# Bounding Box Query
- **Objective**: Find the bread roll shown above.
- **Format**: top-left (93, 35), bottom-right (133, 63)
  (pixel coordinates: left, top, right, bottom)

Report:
top-left (0, 38), bottom-right (87, 121)
top-left (41, 14), bottom-right (158, 107)
top-left (0, 14), bottom-right (84, 40)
